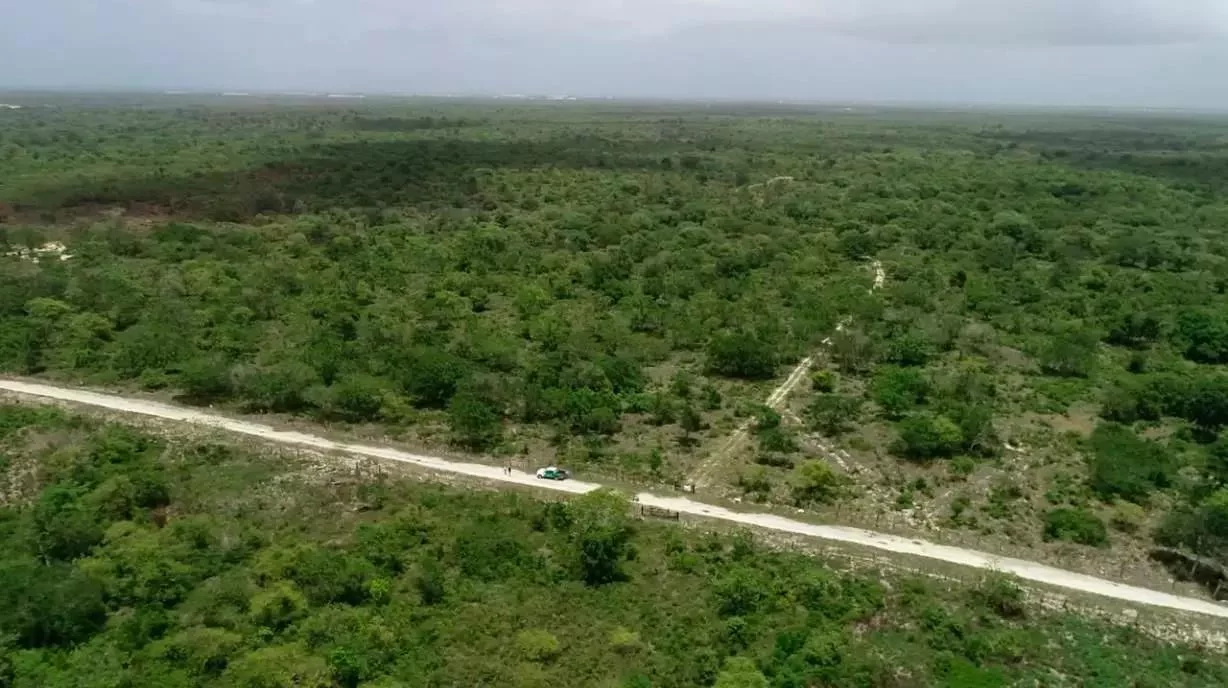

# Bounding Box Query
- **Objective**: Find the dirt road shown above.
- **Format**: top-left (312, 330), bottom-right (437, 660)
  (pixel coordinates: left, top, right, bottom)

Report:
top-left (3, 378), bottom-right (1227, 620)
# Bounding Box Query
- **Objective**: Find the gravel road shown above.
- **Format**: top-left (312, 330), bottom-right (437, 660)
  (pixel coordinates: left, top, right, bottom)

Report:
top-left (3, 378), bottom-right (1227, 620)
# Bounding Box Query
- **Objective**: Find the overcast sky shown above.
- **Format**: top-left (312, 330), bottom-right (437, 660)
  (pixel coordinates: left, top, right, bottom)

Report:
top-left (3, 0), bottom-right (1228, 108)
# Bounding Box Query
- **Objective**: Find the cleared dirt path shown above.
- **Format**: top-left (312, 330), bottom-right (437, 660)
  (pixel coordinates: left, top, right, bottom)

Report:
top-left (691, 259), bottom-right (885, 487)
top-left (3, 378), bottom-right (1228, 620)
top-left (690, 354), bottom-right (814, 488)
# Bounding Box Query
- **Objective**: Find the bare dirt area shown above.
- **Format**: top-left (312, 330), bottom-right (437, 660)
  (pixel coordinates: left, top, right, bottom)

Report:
top-left (4, 377), bottom-right (1228, 624)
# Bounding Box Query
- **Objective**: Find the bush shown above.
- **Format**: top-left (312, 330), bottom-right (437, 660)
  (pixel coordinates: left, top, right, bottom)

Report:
top-left (886, 331), bottom-right (933, 367)
top-left (972, 574), bottom-right (1027, 619)
top-left (399, 347), bottom-right (469, 408)
top-left (1039, 331), bottom-right (1099, 378)
top-left (447, 382), bottom-right (504, 451)
top-left (756, 427), bottom-right (797, 454)
top-left (810, 370), bottom-right (836, 393)
top-left (790, 461), bottom-right (848, 506)
top-left (706, 332), bottom-right (778, 380)
top-left (1043, 508), bottom-right (1108, 547)
top-left (1110, 501), bottom-right (1146, 534)
top-left (515, 629), bottom-right (561, 663)
top-left (805, 394), bottom-right (862, 435)
top-left (893, 413), bottom-right (963, 460)
top-left (1087, 424), bottom-right (1175, 504)
top-left (318, 374), bottom-right (389, 423)
top-left (713, 656), bottom-right (768, 688)
top-left (871, 366), bottom-right (929, 419)
top-left (608, 627), bottom-right (642, 655)
top-left (1175, 309), bottom-right (1228, 364)
top-left (566, 490), bottom-right (634, 586)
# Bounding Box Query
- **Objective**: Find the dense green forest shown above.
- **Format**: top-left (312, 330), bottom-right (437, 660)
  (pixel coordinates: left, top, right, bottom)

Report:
top-left (0, 404), bottom-right (1223, 687)
top-left (3, 97), bottom-right (1228, 585)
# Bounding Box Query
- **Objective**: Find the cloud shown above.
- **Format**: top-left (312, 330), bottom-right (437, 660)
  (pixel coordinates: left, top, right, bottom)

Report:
top-left (821, 0), bottom-right (1228, 45)
top-left (177, 0), bottom-right (1228, 45)
top-left (3, 0), bottom-right (1228, 107)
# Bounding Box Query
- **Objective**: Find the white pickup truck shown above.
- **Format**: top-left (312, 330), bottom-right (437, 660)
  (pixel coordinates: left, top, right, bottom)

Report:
top-left (534, 466), bottom-right (570, 481)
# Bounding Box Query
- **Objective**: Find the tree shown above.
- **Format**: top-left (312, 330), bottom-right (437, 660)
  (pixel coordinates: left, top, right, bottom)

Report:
top-left (0, 559), bottom-right (106, 648)
top-left (1105, 311), bottom-right (1162, 349)
top-left (1175, 309), bottom-right (1228, 364)
top-left (1207, 439), bottom-right (1228, 487)
top-left (565, 490), bottom-right (634, 585)
top-left (1199, 489), bottom-right (1228, 541)
top-left (886, 330), bottom-right (932, 367)
top-left (1043, 508), bottom-right (1108, 547)
top-left (158, 627), bottom-right (244, 677)
top-left (399, 347), bottom-right (469, 408)
top-left (871, 366), bottom-right (928, 419)
top-left (1087, 424), bottom-right (1175, 504)
top-left (447, 382), bottom-right (503, 451)
top-left (713, 567), bottom-right (770, 617)
top-left (790, 461), bottom-right (848, 506)
top-left (945, 402), bottom-right (997, 457)
top-left (232, 361), bottom-right (319, 413)
top-left (1188, 375), bottom-right (1228, 430)
top-left (29, 483), bottom-right (105, 562)
top-left (1039, 331), bottom-right (1098, 378)
top-left (178, 355), bottom-right (234, 401)
top-left (515, 629), bottom-right (562, 663)
top-left (830, 329), bottom-right (876, 375)
top-left (893, 413), bottom-right (963, 460)
top-left (706, 332), bottom-right (777, 380)
top-left (249, 582), bottom-right (308, 631)
top-left (680, 405), bottom-right (704, 446)
top-left (713, 656), bottom-right (768, 688)
top-left (806, 394), bottom-right (862, 435)
top-left (222, 644), bottom-right (331, 688)
top-left (319, 374), bottom-right (389, 423)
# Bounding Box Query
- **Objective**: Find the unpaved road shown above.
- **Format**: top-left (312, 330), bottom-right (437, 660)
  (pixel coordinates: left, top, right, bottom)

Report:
top-left (691, 354), bottom-right (814, 487)
top-left (693, 260), bottom-right (885, 486)
top-left (4, 378), bottom-right (1228, 620)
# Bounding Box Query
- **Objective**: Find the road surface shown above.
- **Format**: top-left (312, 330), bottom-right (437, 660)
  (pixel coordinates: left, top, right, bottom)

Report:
top-left (3, 378), bottom-right (1227, 620)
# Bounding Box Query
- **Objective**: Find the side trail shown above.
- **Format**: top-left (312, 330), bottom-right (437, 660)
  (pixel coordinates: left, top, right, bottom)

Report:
top-left (2, 377), bottom-right (1227, 620)
top-left (689, 260), bottom-right (883, 488)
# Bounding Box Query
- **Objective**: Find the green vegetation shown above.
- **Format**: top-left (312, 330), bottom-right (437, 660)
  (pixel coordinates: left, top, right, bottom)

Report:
top-left (1, 405), bottom-right (1224, 687)
top-left (1043, 508), bottom-right (1110, 547)
top-left (8, 98), bottom-right (1228, 580)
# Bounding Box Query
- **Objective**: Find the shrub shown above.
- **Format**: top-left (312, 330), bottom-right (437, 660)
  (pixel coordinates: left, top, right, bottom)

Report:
top-left (871, 366), bottom-right (929, 419)
top-left (1174, 309), bottom-right (1228, 364)
top-left (790, 461), bottom-right (848, 506)
top-left (714, 657), bottom-right (768, 688)
top-left (516, 629), bottom-right (561, 663)
top-left (756, 427), bottom-right (797, 454)
top-left (1087, 424), bottom-right (1175, 504)
top-left (1039, 331), bottom-right (1099, 378)
top-left (972, 574), bottom-right (1027, 619)
top-left (1043, 508), bottom-right (1108, 547)
top-left (806, 394), bottom-right (862, 435)
top-left (608, 627), bottom-right (642, 655)
top-left (886, 331), bottom-right (933, 367)
top-left (893, 413), bottom-right (963, 460)
top-left (447, 382), bottom-right (504, 450)
top-left (706, 332), bottom-right (778, 380)
top-left (754, 453), bottom-right (795, 469)
top-left (714, 567), bottom-right (770, 617)
top-left (810, 369), bottom-right (836, 393)
top-left (1110, 501), bottom-right (1146, 534)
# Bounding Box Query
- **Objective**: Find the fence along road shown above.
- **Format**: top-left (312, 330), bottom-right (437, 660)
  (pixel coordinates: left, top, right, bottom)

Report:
top-left (2, 377), bottom-right (1227, 620)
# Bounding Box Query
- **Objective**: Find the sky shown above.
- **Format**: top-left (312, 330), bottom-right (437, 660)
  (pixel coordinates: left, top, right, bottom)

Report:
top-left (3, 0), bottom-right (1228, 108)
